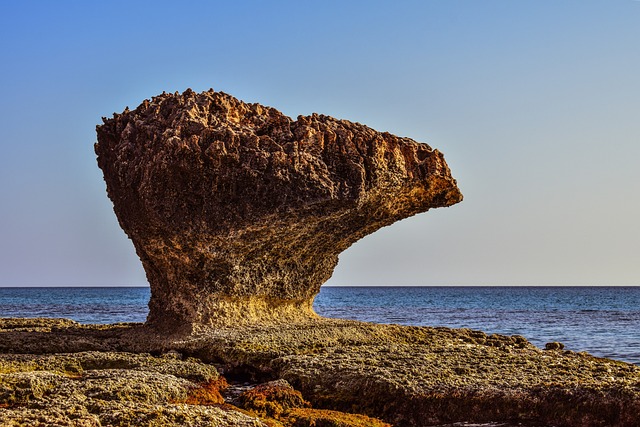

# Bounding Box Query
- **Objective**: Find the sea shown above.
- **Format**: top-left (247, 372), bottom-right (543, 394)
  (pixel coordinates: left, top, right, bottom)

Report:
top-left (1, 286), bottom-right (639, 366)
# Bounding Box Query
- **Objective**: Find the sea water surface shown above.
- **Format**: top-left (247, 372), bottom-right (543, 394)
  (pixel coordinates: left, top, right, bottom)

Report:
top-left (1, 286), bottom-right (639, 365)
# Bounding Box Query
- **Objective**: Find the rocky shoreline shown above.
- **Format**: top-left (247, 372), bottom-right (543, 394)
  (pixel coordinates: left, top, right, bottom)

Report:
top-left (5, 89), bottom-right (636, 425)
top-left (1, 317), bottom-right (639, 426)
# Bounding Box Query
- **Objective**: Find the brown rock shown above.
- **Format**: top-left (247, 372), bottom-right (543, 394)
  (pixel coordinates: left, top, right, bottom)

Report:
top-left (237, 379), bottom-right (392, 427)
top-left (95, 89), bottom-right (462, 330)
top-left (3, 319), bottom-right (640, 426)
top-left (545, 341), bottom-right (565, 350)
top-left (238, 379), bottom-right (310, 418)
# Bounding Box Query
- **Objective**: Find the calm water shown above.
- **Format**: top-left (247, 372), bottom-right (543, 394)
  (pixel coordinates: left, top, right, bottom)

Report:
top-left (1, 286), bottom-right (639, 365)
top-left (315, 286), bottom-right (640, 365)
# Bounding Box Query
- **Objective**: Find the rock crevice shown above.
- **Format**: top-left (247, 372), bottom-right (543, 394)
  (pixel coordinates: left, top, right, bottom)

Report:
top-left (95, 89), bottom-right (462, 329)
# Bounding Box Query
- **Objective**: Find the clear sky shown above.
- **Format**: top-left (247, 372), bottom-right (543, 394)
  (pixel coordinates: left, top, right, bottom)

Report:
top-left (0, 1), bottom-right (638, 286)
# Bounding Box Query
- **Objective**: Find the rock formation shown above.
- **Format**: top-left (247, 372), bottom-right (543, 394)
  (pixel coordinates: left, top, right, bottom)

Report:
top-left (95, 89), bottom-right (462, 330)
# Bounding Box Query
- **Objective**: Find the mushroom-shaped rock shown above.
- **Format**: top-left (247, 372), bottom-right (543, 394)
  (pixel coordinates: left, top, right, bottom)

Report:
top-left (95, 89), bottom-right (462, 331)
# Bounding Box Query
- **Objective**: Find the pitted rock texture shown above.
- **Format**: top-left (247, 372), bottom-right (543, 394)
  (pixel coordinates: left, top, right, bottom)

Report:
top-left (95, 89), bottom-right (462, 329)
top-left (3, 318), bottom-right (640, 427)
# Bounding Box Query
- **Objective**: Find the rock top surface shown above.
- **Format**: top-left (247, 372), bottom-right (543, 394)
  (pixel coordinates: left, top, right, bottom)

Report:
top-left (95, 89), bottom-right (462, 329)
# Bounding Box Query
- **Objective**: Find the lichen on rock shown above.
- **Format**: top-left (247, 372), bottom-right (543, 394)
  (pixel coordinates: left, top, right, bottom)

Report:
top-left (95, 89), bottom-right (462, 330)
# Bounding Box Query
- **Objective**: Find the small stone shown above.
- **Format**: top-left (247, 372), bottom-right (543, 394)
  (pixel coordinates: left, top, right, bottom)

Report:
top-left (545, 342), bottom-right (565, 350)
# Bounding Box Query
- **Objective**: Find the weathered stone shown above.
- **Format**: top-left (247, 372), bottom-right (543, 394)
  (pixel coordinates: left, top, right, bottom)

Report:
top-left (2, 319), bottom-right (640, 426)
top-left (95, 89), bottom-right (462, 330)
top-left (237, 379), bottom-right (392, 427)
top-left (545, 341), bottom-right (565, 350)
top-left (0, 351), bottom-right (265, 427)
top-left (238, 379), bottom-right (310, 418)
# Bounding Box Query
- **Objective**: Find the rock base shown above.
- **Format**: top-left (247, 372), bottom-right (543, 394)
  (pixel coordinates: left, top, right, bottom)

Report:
top-left (146, 295), bottom-right (318, 332)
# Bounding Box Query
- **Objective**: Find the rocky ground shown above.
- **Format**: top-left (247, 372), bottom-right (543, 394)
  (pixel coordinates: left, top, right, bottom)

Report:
top-left (1, 317), bottom-right (639, 426)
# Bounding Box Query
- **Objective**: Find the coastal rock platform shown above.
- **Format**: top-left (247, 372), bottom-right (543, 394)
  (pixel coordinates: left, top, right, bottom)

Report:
top-left (1, 318), bottom-right (639, 426)
top-left (4, 90), bottom-right (638, 426)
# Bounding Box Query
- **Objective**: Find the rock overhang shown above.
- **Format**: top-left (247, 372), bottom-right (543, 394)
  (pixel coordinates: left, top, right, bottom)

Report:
top-left (95, 88), bottom-right (462, 330)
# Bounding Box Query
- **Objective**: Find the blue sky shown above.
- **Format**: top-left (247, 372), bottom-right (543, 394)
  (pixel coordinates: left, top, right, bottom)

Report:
top-left (0, 1), bottom-right (638, 286)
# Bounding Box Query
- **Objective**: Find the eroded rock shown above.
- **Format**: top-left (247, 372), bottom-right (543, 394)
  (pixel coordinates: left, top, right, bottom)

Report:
top-left (3, 319), bottom-right (640, 426)
top-left (0, 351), bottom-right (263, 427)
top-left (237, 379), bottom-right (391, 427)
top-left (95, 89), bottom-right (462, 330)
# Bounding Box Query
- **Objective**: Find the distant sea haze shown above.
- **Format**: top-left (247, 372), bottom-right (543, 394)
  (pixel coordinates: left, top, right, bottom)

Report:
top-left (1, 286), bottom-right (639, 365)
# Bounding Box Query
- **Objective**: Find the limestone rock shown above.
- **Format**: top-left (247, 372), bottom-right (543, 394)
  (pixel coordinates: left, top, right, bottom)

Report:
top-left (95, 89), bottom-right (462, 329)
top-left (3, 319), bottom-right (640, 426)
top-left (0, 351), bottom-right (264, 427)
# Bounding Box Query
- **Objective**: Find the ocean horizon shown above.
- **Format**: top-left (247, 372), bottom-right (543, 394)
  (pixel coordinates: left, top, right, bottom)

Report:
top-left (1, 285), bottom-right (639, 365)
